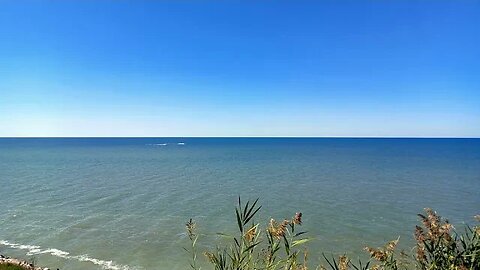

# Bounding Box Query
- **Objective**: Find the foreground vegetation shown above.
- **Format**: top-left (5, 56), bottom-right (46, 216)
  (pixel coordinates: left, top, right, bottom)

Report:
top-left (184, 198), bottom-right (479, 270)
top-left (0, 258), bottom-right (39, 270)
top-left (0, 264), bottom-right (26, 270)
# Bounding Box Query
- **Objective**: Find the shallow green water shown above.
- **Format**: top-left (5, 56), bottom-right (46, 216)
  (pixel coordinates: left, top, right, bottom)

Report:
top-left (0, 138), bottom-right (479, 269)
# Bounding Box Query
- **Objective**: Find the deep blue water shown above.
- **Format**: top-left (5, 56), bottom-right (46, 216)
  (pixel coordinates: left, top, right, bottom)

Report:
top-left (0, 138), bottom-right (479, 269)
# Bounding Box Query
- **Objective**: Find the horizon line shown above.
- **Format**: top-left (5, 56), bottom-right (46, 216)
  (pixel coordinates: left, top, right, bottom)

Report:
top-left (1, 136), bottom-right (479, 139)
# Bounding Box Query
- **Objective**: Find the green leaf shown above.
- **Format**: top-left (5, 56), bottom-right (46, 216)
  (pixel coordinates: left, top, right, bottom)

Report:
top-left (243, 200), bottom-right (250, 220)
top-left (244, 205), bottom-right (262, 225)
top-left (192, 235), bottom-right (198, 247)
top-left (292, 238), bottom-right (312, 247)
top-left (294, 231), bottom-right (308, 238)
top-left (235, 208), bottom-right (243, 233)
top-left (243, 242), bottom-right (260, 253)
top-left (216, 232), bottom-right (235, 239)
top-left (244, 198), bottom-right (259, 221)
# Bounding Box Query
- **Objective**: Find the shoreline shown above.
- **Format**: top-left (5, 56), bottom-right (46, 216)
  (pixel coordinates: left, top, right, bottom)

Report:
top-left (0, 254), bottom-right (50, 270)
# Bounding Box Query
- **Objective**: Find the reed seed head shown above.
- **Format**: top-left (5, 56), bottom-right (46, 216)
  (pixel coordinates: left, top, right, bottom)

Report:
top-left (339, 255), bottom-right (348, 270)
top-left (414, 225), bottom-right (425, 243)
top-left (293, 212), bottom-right (303, 225)
top-left (204, 251), bottom-right (215, 263)
top-left (245, 225), bottom-right (257, 242)
top-left (364, 246), bottom-right (388, 262)
top-left (268, 218), bottom-right (290, 239)
top-left (185, 218), bottom-right (197, 239)
top-left (385, 238), bottom-right (399, 253)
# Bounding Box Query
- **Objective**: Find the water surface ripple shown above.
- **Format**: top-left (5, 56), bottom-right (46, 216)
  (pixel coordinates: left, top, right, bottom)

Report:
top-left (0, 138), bottom-right (479, 269)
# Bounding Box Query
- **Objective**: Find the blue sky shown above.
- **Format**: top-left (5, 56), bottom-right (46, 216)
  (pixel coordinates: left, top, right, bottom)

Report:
top-left (0, 1), bottom-right (479, 137)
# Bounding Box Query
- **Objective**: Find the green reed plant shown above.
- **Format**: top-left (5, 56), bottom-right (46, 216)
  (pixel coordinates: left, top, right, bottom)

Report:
top-left (414, 209), bottom-right (479, 270)
top-left (184, 218), bottom-right (201, 270)
top-left (184, 198), bottom-right (479, 270)
top-left (319, 209), bottom-right (479, 270)
top-left (186, 197), bottom-right (311, 270)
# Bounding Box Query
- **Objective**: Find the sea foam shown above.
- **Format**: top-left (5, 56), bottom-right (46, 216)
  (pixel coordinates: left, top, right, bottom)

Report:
top-left (0, 240), bottom-right (136, 270)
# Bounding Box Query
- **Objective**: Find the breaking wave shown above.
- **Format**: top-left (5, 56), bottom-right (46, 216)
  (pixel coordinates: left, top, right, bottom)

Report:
top-left (0, 240), bottom-right (136, 270)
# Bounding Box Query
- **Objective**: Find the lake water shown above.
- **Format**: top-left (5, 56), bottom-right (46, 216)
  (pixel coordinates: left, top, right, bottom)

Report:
top-left (0, 138), bottom-right (479, 269)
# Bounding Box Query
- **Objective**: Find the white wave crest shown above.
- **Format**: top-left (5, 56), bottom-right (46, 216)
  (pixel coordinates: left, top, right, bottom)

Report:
top-left (0, 240), bottom-right (136, 270)
top-left (145, 143), bottom-right (167, 146)
top-left (33, 248), bottom-right (70, 258)
top-left (74, 254), bottom-right (132, 270)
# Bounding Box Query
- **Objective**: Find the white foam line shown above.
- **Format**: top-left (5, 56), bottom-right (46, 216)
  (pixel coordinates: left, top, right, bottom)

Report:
top-left (0, 240), bottom-right (136, 270)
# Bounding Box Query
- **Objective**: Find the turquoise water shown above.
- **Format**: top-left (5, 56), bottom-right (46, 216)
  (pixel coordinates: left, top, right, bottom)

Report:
top-left (0, 138), bottom-right (479, 269)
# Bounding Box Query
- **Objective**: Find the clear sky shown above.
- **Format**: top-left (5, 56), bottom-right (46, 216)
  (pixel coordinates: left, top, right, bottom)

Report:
top-left (0, 1), bottom-right (479, 137)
